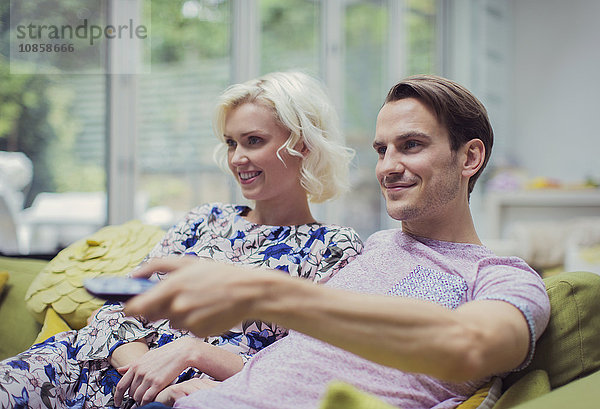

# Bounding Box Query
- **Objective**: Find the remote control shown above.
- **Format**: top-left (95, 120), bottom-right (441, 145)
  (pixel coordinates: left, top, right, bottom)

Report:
top-left (84, 277), bottom-right (156, 302)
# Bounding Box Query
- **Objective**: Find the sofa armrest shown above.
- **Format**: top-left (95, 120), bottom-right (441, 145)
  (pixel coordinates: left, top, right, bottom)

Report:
top-left (0, 256), bottom-right (48, 360)
top-left (498, 369), bottom-right (600, 409)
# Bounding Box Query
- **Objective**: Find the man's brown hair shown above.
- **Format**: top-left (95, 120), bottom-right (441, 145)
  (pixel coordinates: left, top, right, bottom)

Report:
top-left (385, 75), bottom-right (493, 195)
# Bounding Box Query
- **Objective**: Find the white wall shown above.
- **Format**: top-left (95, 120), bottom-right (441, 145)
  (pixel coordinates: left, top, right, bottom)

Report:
top-left (512, 0), bottom-right (600, 182)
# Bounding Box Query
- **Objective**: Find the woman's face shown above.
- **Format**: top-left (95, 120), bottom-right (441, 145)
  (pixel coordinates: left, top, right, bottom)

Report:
top-left (224, 102), bottom-right (305, 203)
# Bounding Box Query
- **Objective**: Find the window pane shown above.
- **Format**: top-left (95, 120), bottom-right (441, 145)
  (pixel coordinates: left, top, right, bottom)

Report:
top-left (407, 0), bottom-right (436, 75)
top-left (0, 71), bottom-right (108, 254)
top-left (343, 0), bottom-right (388, 238)
top-left (260, 0), bottom-right (319, 75)
top-left (1, 0), bottom-right (107, 255)
top-left (136, 0), bottom-right (231, 227)
top-left (0, 0), bottom-right (440, 256)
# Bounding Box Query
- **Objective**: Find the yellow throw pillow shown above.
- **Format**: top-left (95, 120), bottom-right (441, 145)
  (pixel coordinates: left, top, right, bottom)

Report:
top-left (25, 220), bottom-right (165, 329)
top-left (320, 378), bottom-right (502, 409)
top-left (319, 381), bottom-right (397, 409)
top-left (32, 307), bottom-right (72, 345)
top-left (455, 377), bottom-right (502, 409)
top-left (0, 271), bottom-right (9, 292)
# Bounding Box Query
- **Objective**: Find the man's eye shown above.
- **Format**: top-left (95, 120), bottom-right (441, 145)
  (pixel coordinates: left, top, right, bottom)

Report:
top-left (375, 146), bottom-right (386, 156)
top-left (405, 140), bottom-right (420, 150)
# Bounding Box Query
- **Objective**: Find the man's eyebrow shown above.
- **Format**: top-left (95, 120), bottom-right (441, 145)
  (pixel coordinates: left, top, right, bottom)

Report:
top-left (372, 140), bottom-right (385, 150)
top-left (373, 131), bottom-right (432, 148)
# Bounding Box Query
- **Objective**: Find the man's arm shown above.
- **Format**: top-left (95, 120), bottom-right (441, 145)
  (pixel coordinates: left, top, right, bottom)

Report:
top-left (124, 257), bottom-right (531, 383)
top-left (276, 286), bottom-right (530, 381)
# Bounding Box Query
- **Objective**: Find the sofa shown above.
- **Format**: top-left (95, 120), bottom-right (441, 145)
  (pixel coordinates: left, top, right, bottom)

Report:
top-left (1, 221), bottom-right (599, 409)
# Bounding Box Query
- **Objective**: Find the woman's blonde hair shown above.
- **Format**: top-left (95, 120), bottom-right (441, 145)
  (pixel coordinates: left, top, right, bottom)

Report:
top-left (213, 71), bottom-right (354, 203)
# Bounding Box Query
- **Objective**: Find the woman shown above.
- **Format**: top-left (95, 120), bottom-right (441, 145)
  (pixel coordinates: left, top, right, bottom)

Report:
top-left (0, 71), bottom-right (363, 408)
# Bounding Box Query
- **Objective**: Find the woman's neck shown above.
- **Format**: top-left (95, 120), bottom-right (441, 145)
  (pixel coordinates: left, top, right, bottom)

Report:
top-left (243, 196), bottom-right (316, 226)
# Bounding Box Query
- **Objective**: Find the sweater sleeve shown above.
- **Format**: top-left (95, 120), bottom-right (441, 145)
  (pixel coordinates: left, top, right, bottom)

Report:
top-left (76, 205), bottom-right (214, 361)
top-left (471, 257), bottom-right (551, 371)
top-left (313, 226), bottom-right (363, 284)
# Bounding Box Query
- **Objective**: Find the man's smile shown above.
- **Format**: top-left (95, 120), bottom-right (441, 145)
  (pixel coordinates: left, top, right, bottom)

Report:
top-left (382, 176), bottom-right (417, 190)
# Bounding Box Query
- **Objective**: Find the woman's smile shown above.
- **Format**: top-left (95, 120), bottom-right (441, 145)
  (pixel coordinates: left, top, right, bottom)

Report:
top-left (238, 171), bottom-right (263, 184)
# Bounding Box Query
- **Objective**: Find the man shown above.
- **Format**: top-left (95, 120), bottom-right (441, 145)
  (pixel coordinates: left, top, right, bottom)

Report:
top-left (125, 75), bottom-right (550, 408)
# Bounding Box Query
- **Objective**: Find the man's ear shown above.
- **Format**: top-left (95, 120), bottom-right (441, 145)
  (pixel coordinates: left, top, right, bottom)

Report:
top-left (461, 139), bottom-right (485, 178)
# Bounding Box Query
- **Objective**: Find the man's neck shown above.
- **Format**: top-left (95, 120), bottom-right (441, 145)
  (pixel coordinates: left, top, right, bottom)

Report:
top-left (401, 202), bottom-right (482, 245)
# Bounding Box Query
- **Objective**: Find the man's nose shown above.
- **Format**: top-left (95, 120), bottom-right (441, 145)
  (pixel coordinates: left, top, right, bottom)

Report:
top-left (378, 149), bottom-right (405, 175)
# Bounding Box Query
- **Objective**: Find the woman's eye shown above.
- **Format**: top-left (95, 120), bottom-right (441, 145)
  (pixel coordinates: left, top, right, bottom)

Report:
top-left (248, 136), bottom-right (261, 145)
top-left (225, 139), bottom-right (236, 148)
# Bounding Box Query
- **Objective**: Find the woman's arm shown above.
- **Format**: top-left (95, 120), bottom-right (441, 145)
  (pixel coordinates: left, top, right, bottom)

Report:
top-left (83, 303), bottom-right (157, 361)
top-left (184, 339), bottom-right (245, 380)
top-left (112, 336), bottom-right (244, 406)
top-left (312, 227), bottom-right (363, 283)
top-left (108, 339), bottom-right (150, 369)
top-left (154, 378), bottom-right (219, 406)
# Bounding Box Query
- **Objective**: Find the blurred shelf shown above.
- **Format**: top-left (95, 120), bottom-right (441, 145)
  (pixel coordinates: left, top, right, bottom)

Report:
top-left (485, 189), bottom-right (600, 238)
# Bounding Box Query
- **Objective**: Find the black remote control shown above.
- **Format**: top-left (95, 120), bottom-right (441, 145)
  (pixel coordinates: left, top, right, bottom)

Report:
top-left (84, 277), bottom-right (156, 302)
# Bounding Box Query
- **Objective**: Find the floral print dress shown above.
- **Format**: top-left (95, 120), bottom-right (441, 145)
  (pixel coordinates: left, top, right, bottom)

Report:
top-left (0, 203), bottom-right (363, 409)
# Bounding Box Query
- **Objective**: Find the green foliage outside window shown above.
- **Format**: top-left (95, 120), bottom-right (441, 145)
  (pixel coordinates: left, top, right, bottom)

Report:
top-left (0, 0), bottom-right (437, 216)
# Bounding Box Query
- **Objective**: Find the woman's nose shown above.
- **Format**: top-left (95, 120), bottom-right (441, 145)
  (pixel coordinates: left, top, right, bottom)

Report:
top-left (230, 147), bottom-right (249, 165)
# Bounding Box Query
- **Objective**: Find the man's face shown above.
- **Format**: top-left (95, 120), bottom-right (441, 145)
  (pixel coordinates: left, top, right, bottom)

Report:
top-left (373, 98), bottom-right (464, 223)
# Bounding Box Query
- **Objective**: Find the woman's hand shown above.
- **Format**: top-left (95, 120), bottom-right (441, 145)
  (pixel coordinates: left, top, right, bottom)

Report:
top-left (113, 337), bottom-right (200, 407)
top-left (154, 378), bottom-right (220, 406)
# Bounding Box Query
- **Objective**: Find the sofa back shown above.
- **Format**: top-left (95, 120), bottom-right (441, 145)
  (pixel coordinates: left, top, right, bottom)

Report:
top-left (504, 271), bottom-right (600, 389)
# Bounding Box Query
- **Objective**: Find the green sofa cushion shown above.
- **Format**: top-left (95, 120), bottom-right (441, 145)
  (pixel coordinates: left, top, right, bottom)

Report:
top-left (0, 256), bottom-right (48, 360)
top-left (505, 271), bottom-right (600, 389)
top-left (505, 369), bottom-right (600, 409)
top-left (492, 370), bottom-right (550, 409)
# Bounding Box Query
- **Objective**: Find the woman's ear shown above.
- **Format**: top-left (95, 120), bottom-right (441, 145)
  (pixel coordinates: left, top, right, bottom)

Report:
top-left (297, 141), bottom-right (310, 157)
top-left (461, 139), bottom-right (485, 178)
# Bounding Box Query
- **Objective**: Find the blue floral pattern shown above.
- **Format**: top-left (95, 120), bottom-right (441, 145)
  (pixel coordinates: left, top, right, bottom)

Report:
top-left (0, 203), bottom-right (362, 408)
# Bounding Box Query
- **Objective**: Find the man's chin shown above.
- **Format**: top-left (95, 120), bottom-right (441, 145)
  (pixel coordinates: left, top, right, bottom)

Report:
top-left (385, 203), bottom-right (419, 222)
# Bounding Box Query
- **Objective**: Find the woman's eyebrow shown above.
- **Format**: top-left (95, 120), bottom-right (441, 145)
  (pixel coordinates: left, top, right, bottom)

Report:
top-left (223, 130), bottom-right (263, 139)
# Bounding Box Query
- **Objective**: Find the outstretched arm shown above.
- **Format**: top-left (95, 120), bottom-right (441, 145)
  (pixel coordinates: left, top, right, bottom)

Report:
top-left (125, 257), bottom-right (531, 382)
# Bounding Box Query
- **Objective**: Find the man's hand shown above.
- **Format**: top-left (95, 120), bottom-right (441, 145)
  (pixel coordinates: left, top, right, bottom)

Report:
top-left (124, 257), bottom-right (277, 338)
top-left (113, 337), bottom-right (198, 406)
top-left (154, 378), bottom-right (220, 406)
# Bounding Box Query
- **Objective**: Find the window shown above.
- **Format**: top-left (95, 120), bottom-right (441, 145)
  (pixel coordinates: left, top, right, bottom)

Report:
top-left (0, 0), bottom-right (438, 255)
top-left (1, 0), bottom-right (107, 255)
top-left (260, 0), bottom-right (319, 75)
top-left (136, 0), bottom-right (231, 226)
